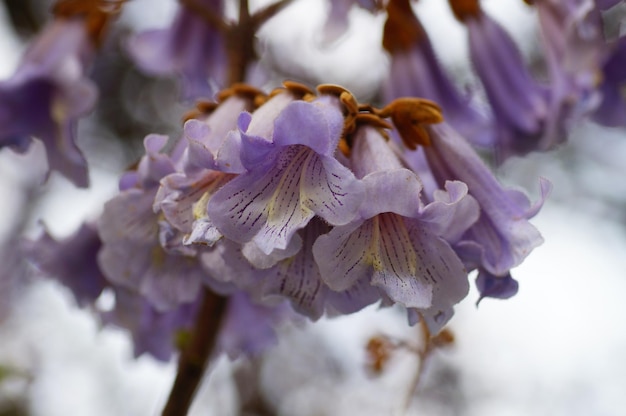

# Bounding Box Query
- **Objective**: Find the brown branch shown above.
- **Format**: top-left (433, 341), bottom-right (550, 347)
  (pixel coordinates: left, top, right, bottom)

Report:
top-left (161, 289), bottom-right (229, 416)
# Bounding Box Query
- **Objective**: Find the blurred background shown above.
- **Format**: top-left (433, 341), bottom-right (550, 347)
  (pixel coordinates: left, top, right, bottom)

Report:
top-left (1, 0), bottom-right (626, 415)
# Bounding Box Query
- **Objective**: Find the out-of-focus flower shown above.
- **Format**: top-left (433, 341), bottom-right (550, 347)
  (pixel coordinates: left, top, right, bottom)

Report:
top-left (0, 241), bottom-right (31, 322)
top-left (475, 269), bottom-right (520, 305)
top-left (321, 0), bottom-right (383, 44)
top-left (103, 288), bottom-right (291, 361)
top-left (382, 0), bottom-right (494, 147)
top-left (23, 222), bottom-right (108, 307)
top-left (534, 0), bottom-right (607, 136)
top-left (0, 18), bottom-right (97, 187)
top-left (592, 36), bottom-right (626, 126)
top-left (595, 0), bottom-right (623, 10)
top-left (101, 287), bottom-right (200, 361)
top-left (127, 0), bottom-right (227, 100)
top-left (449, 0), bottom-right (552, 160)
top-left (218, 291), bottom-right (292, 359)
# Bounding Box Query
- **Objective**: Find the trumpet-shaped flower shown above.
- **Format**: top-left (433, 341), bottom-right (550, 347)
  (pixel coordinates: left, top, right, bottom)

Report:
top-left (207, 97), bottom-right (365, 257)
top-left (593, 36), bottom-right (626, 127)
top-left (422, 123), bottom-right (550, 276)
top-left (127, 0), bottom-right (227, 100)
top-left (98, 135), bottom-right (208, 310)
top-left (0, 18), bottom-right (97, 187)
top-left (313, 126), bottom-right (479, 332)
top-left (260, 217), bottom-right (382, 320)
top-left (23, 222), bottom-right (107, 307)
top-left (535, 0), bottom-right (606, 135)
top-left (382, 0), bottom-right (494, 147)
top-left (449, 1), bottom-right (552, 160)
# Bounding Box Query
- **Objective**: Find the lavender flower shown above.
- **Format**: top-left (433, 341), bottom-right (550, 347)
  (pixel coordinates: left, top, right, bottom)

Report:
top-left (534, 0), bottom-right (607, 133)
top-left (207, 96), bottom-right (365, 258)
top-left (260, 217), bottom-right (383, 320)
top-left (0, 18), bottom-right (97, 187)
top-left (98, 135), bottom-right (208, 311)
top-left (155, 90), bottom-right (261, 246)
top-left (103, 288), bottom-right (291, 361)
top-left (592, 36), bottom-right (626, 127)
top-left (313, 125), bottom-right (479, 332)
top-left (475, 269), bottom-right (519, 305)
top-left (102, 287), bottom-right (200, 361)
top-left (23, 222), bottom-right (108, 307)
top-left (321, 0), bottom-right (382, 44)
top-left (382, 0), bottom-right (494, 147)
top-left (127, 0), bottom-right (227, 100)
top-left (449, 0), bottom-right (551, 160)
top-left (219, 291), bottom-right (292, 359)
top-left (420, 123), bottom-right (550, 276)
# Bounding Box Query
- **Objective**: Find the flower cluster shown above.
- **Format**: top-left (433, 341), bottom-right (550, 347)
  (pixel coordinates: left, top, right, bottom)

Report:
top-left (4, 2), bottom-right (625, 410)
top-left (33, 81), bottom-right (542, 346)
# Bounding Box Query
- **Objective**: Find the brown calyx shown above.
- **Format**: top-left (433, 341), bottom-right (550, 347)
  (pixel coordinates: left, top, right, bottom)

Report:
top-left (382, 0), bottom-right (426, 53)
top-left (53, 0), bottom-right (125, 46)
top-left (377, 98), bottom-right (443, 149)
top-left (447, 0), bottom-right (481, 22)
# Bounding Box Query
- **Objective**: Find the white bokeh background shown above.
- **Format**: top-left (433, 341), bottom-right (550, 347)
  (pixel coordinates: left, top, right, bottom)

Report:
top-left (1, 0), bottom-right (626, 415)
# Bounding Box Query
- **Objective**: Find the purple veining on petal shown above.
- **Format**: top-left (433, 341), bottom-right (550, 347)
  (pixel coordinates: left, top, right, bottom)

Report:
top-left (208, 98), bottom-right (364, 257)
top-left (313, 126), bottom-right (473, 327)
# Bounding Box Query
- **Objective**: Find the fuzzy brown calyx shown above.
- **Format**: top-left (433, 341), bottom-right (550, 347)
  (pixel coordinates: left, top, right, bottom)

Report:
top-left (447, 0), bottom-right (482, 22)
top-left (378, 98), bottom-right (443, 149)
top-left (53, 0), bottom-right (125, 46)
top-left (383, 0), bottom-right (425, 53)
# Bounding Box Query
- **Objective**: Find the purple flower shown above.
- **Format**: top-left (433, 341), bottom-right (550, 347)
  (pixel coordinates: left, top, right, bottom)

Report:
top-left (450, 2), bottom-right (551, 160)
top-left (179, 92), bottom-right (258, 174)
top-left (321, 0), bottom-right (383, 44)
top-left (0, 241), bottom-right (31, 322)
top-left (475, 269), bottom-right (519, 305)
top-left (382, 0), bottom-right (494, 147)
top-left (595, 0), bottom-right (622, 10)
top-left (313, 126), bottom-right (479, 332)
top-left (102, 287), bottom-right (200, 361)
top-left (155, 92), bottom-right (261, 247)
top-left (535, 0), bottom-right (607, 131)
top-left (261, 217), bottom-right (382, 320)
top-left (23, 222), bottom-right (108, 307)
top-left (420, 123), bottom-right (551, 276)
top-left (98, 135), bottom-right (208, 311)
top-left (127, 0), bottom-right (227, 100)
top-left (103, 288), bottom-right (291, 361)
top-left (0, 18), bottom-right (97, 187)
top-left (218, 291), bottom-right (292, 359)
top-left (207, 96), bottom-right (365, 257)
top-left (592, 36), bottom-right (626, 127)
